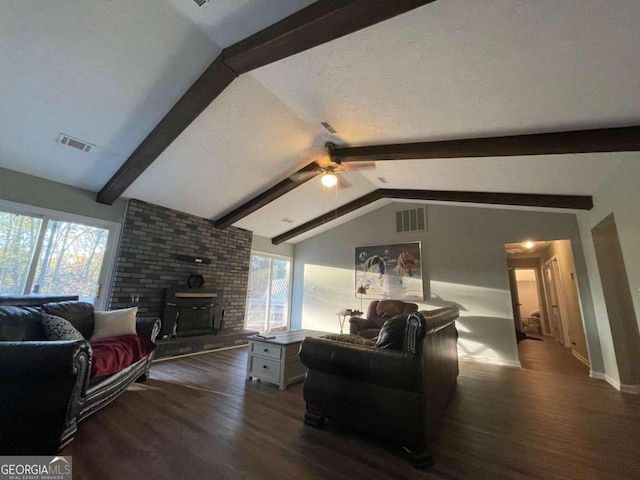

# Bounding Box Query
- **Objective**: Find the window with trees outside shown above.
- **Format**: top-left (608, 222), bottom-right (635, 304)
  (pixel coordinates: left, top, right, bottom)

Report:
top-left (0, 200), bottom-right (120, 309)
top-left (245, 252), bottom-right (292, 333)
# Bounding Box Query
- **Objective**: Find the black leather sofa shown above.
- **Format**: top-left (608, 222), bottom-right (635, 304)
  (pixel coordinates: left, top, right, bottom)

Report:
top-left (299, 307), bottom-right (459, 468)
top-left (0, 295), bottom-right (160, 454)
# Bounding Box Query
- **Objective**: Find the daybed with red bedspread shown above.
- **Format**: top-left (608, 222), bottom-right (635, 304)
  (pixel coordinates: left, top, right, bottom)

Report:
top-left (0, 295), bottom-right (160, 454)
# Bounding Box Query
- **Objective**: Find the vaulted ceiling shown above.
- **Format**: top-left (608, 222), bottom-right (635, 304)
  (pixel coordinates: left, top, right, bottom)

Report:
top-left (2, 1), bottom-right (639, 244)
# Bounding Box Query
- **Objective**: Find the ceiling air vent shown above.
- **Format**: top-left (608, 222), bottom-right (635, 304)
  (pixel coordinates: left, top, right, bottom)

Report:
top-left (396, 207), bottom-right (427, 233)
top-left (320, 121), bottom-right (337, 134)
top-left (192, 0), bottom-right (210, 7)
top-left (57, 133), bottom-right (94, 152)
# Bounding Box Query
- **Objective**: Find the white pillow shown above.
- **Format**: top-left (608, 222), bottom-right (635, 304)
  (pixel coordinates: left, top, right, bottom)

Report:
top-left (90, 307), bottom-right (138, 341)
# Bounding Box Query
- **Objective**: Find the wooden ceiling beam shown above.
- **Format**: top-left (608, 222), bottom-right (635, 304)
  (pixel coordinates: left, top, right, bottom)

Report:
top-left (214, 162), bottom-right (320, 229)
top-left (97, 0), bottom-right (436, 205)
top-left (224, 0), bottom-right (437, 74)
top-left (382, 189), bottom-right (593, 210)
top-left (271, 188), bottom-right (593, 244)
top-left (272, 191), bottom-right (384, 244)
top-left (97, 56), bottom-right (236, 204)
top-left (332, 126), bottom-right (640, 162)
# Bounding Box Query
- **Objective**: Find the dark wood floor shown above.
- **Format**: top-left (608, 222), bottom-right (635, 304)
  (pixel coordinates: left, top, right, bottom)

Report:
top-left (518, 334), bottom-right (590, 376)
top-left (64, 347), bottom-right (640, 479)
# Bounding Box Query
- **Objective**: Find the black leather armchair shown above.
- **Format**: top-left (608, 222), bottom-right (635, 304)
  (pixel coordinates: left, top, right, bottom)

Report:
top-left (349, 299), bottom-right (418, 339)
top-left (299, 307), bottom-right (459, 468)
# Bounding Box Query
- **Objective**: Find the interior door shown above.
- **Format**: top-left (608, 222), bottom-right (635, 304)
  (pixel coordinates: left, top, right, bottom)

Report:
top-left (550, 257), bottom-right (571, 347)
top-left (543, 261), bottom-right (563, 343)
top-left (543, 258), bottom-right (571, 346)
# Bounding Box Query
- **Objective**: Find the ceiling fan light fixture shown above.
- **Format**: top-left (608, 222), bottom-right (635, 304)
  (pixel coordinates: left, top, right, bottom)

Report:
top-left (321, 172), bottom-right (338, 187)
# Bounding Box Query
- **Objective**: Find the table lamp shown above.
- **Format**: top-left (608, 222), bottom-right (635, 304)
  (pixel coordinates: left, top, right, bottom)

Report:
top-left (356, 285), bottom-right (368, 312)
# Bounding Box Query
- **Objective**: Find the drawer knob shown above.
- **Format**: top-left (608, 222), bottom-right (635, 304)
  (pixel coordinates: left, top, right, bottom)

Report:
top-left (263, 365), bottom-right (268, 369)
top-left (263, 348), bottom-right (269, 352)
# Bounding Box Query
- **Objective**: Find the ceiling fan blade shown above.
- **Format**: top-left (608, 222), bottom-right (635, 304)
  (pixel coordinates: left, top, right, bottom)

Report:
top-left (342, 161), bottom-right (376, 172)
top-left (337, 173), bottom-right (352, 189)
top-left (300, 145), bottom-right (331, 167)
top-left (289, 169), bottom-right (320, 182)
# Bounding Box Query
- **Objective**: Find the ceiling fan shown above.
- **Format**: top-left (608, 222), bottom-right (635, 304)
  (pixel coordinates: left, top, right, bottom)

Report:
top-left (289, 141), bottom-right (375, 188)
top-left (213, 125), bottom-right (638, 233)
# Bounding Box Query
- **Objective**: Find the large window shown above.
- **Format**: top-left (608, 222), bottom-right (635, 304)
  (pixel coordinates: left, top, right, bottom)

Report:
top-left (0, 200), bottom-right (119, 308)
top-left (245, 252), bottom-right (292, 333)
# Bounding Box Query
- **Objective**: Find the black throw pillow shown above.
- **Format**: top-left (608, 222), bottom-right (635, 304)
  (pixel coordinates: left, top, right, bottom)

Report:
top-left (375, 314), bottom-right (408, 350)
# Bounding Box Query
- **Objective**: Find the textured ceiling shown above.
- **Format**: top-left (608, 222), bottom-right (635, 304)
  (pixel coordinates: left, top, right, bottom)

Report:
top-left (1, 0), bottom-right (639, 244)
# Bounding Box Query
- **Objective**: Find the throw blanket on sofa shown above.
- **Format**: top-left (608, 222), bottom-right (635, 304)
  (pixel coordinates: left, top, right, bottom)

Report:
top-left (90, 335), bottom-right (156, 377)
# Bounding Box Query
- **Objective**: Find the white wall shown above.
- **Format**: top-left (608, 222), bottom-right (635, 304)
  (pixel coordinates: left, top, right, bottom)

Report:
top-left (251, 234), bottom-right (293, 257)
top-left (0, 167), bottom-right (127, 223)
top-left (293, 202), bottom-right (603, 370)
top-left (577, 157), bottom-right (640, 388)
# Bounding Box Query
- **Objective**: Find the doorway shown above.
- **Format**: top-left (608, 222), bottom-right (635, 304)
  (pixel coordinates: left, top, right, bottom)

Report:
top-left (591, 213), bottom-right (640, 385)
top-left (511, 268), bottom-right (544, 336)
top-left (505, 240), bottom-right (590, 376)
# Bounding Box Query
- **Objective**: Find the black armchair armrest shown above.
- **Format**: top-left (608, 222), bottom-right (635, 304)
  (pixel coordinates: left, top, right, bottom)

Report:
top-left (0, 340), bottom-right (91, 454)
top-left (136, 317), bottom-right (161, 341)
top-left (348, 315), bottom-right (367, 334)
top-left (299, 337), bottom-right (422, 392)
top-left (0, 340), bottom-right (90, 377)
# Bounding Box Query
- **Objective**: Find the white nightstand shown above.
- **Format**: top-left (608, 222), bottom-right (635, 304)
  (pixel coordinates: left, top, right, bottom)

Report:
top-left (246, 330), bottom-right (328, 390)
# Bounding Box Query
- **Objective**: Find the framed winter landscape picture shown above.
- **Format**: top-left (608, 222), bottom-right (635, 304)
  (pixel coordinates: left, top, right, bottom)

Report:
top-left (355, 241), bottom-right (423, 301)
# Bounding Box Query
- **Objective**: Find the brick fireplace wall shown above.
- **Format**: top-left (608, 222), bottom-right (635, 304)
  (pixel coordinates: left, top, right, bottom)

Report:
top-left (109, 199), bottom-right (252, 335)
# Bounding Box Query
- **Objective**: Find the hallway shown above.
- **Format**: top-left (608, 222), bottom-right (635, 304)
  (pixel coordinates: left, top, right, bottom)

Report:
top-left (518, 334), bottom-right (589, 376)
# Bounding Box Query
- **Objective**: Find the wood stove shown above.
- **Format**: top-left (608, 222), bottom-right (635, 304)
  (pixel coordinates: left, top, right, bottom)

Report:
top-left (160, 287), bottom-right (224, 339)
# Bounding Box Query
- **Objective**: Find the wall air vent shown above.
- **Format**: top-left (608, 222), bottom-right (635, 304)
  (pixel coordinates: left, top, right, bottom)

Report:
top-left (57, 133), bottom-right (93, 153)
top-left (396, 207), bottom-right (427, 233)
top-left (192, 0), bottom-right (210, 7)
top-left (320, 121), bottom-right (337, 134)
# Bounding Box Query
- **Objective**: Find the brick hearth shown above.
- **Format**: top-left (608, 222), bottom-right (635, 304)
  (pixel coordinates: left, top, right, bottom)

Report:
top-left (155, 330), bottom-right (258, 359)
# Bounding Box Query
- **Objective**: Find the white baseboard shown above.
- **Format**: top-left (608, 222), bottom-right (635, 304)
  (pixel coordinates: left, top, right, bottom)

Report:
top-left (620, 384), bottom-right (640, 394)
top-left (572, 350), bottom-right (590, 367)
top-left (590, 370), bottom-right (606, 380)
top-left (153, 343), bottom-right (246, 363)
top-left (601, 374), bottom-right (640, 394)
top-left (605, 375), bottom-right (621, 390)
top-left (460, 355), bottom-right (521, 368)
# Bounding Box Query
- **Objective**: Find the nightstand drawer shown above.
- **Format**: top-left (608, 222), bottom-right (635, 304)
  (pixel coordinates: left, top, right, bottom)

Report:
top-left (251, 342), bottom-right (282, 360)
top-left (249, 356), bottom-right (280, 383)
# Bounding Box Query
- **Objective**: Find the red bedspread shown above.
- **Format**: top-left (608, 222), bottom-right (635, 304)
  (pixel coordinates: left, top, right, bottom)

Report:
top-left (90, 334), bottom-right (156, 377)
